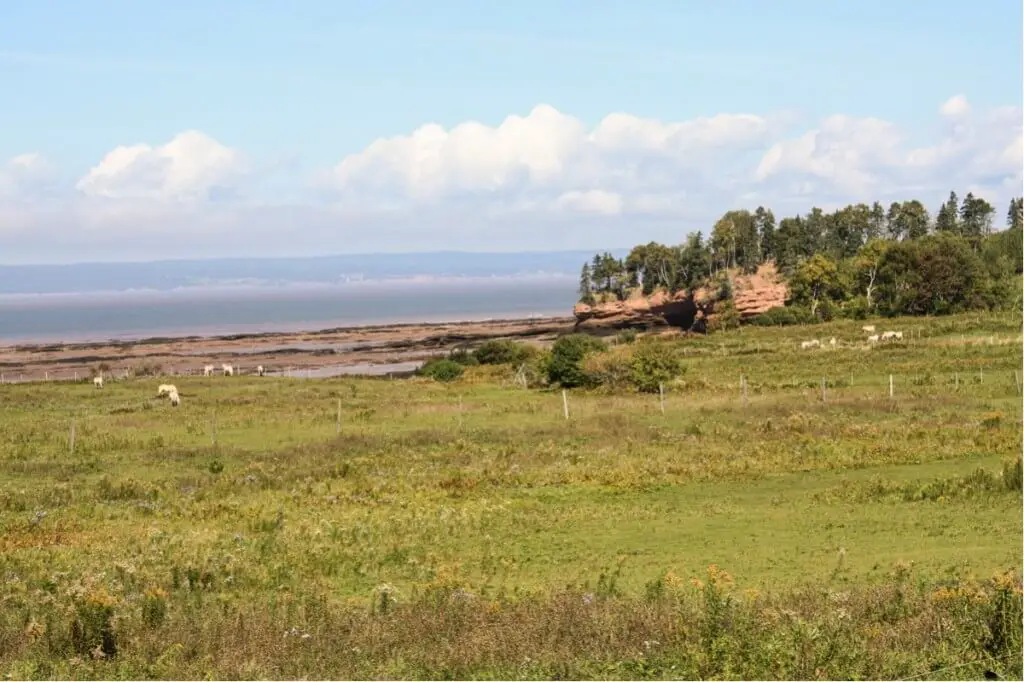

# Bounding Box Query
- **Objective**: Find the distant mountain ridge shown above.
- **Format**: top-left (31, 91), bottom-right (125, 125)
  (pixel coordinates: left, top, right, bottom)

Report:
top-left (0, 250), bottom-right (629, 295)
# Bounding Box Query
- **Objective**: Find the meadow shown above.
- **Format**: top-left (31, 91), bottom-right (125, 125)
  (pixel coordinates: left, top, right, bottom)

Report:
top-left (0, 312), bottom-right (1021, 680)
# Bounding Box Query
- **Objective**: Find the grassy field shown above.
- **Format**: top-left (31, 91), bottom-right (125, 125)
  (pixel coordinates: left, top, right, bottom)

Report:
top-left (0, 312), bottom-right (1021, 679)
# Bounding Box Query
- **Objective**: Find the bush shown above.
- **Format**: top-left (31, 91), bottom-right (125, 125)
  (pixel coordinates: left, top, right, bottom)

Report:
top-left (447, 348), bottom-right (479, 366)
top-left (417, 359), bottom-right (464, 382)
top-left (473, 340), bottom-right (531, 366)
top-left (749, 306), bottom-right (816, 327)
top-left (546, 334), bottom-right (607, 387)
top-left (581, 347), bottom-right (633, 389)
top-left (615, 329), bottom-right (638, 345)
top-left (843, 296), bottom-right (871, 320)
top-left (815, 298), bottom-right (839, 322)
top-left (629, 339), bottom-right (684, 392)
top-left (708, 300), bottom-right (741, 332)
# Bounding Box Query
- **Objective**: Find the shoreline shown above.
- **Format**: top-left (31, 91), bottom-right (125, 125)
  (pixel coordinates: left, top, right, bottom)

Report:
top-left (0, 315), bottom-right (579, 383)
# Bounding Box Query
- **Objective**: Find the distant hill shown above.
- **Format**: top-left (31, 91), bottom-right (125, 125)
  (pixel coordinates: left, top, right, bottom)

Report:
top-left (0, 250), bottom-right (629, 295)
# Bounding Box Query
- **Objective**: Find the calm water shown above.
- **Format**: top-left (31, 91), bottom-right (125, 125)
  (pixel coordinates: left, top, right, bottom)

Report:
top-left (0, 277), bottom-right (578, 344)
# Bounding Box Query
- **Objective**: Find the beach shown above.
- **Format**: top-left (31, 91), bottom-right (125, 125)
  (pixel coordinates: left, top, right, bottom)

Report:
top-left (0, 315), bottom-right (578, 383)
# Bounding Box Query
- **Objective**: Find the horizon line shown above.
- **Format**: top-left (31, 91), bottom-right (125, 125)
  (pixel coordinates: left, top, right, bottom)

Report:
top-left (0, 247), bottom-right (635, 269)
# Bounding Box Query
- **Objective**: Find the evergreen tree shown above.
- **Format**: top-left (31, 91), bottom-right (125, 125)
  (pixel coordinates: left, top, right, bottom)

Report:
top-left (936, 191), bottom-right (959, 233)
top-left (578, 263), bottom-right (595, 304)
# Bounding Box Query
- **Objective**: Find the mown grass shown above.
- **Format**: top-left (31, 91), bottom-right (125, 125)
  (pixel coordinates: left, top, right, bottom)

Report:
top-left (0, 311), bottom-right (1021, 679)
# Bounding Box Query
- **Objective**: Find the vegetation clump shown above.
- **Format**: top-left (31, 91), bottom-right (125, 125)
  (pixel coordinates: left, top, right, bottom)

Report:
top-left (578, 191), bottom-right (1023, 323)
top-left (546, 334), bottom-right (608, 387)
top-left (417, 358), bottom-right (465, 382)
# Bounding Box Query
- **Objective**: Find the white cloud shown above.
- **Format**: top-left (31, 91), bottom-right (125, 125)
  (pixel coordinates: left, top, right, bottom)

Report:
top-left (751, 96), bottom-right (1022, 209)
top-left (0, 95), bottom-right (1021, 262)
top-left (325, 104), bottom-right (779, 209)
top-left (75, 130), bottom-right (246, 201)
top-left (0, 153), bottom-right (58, 199)
top-left (940, 94), bottom-right (971, 118)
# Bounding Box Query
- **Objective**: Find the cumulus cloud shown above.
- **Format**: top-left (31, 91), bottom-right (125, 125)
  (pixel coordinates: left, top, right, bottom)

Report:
top-left (0, 153), bottom-right (58, 199)
top-left (324, 104), bottom-right (780, 212)
top-left (0, 95), bottom-right (1020, 262)
top-left (751, 96), bottom-right (1021, 210)
top-left (75, 130), bottom-right (246, 201)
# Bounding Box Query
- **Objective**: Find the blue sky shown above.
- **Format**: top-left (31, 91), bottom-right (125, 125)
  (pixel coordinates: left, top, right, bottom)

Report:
top-left (0, 0), bottom-right (1021, 263)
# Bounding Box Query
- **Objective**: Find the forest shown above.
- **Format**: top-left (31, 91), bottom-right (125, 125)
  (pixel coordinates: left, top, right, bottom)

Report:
top-left (579, 192), bottom-right (1023, 321)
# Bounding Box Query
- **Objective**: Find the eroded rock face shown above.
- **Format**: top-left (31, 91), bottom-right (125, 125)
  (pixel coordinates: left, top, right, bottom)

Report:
top-left (574, 263), bottom-right (788, 331)
top-left (729, 264), bottom-right (789, 319)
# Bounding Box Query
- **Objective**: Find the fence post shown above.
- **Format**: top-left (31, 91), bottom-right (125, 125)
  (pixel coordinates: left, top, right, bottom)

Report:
top-left (69, 420), bottom-right (76, 455)
top-left (1015, 371), bottom-right (1021, 396)
top-left (562, 389), bottom-right (569, 420)
top-left (659, 382), bottom-right (665, 414)
top-left (889, 374), bottom-right (894, 398)
top-left (979, 367), bottom-right (983, 384)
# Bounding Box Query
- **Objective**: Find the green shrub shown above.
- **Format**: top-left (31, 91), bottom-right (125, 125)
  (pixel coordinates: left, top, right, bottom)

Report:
top-left (749, 305), bottom-right (816, 327)
top-left (629, 340), bottom-right (684, 392)
top-left (582, 347), bottom-right (633, 389)
top-left (547, 334), bottom-right (607, 387)
top-left (473, 340), bottom-right (531, 365)
top-left (448, 348), bottom-right (479, 366)
top-left (418, 359), bottom-right (465, 382)
top-left (843, 295), bottom-right (871, 320)
top-left (615, 329), bottom-right (638, 345)
top-left (708, 300), bottom-right (741, 332)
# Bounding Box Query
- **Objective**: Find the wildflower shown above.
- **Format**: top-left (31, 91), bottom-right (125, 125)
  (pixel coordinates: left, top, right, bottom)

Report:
top-left (663, 570), bottom-right (684, 590)
top-left (24, 621), bottom-right (45, 640)
top-left (582, 593), bottom-right (594, 605)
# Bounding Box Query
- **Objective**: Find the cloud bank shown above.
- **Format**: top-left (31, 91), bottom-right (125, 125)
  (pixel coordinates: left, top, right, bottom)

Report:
top-left (1, 95), bottom-right (1020, 263)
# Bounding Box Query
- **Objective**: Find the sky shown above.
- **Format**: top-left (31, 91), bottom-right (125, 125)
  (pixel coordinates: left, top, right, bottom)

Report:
top-left (0, 0), bottom-right (1021, 265)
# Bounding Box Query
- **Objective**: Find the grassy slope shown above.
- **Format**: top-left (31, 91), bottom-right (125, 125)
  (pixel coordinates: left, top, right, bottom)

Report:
top-left (0, 311), bottom-right (1021, 679)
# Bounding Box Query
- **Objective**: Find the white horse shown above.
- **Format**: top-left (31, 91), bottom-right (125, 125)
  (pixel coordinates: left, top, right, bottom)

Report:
top-left (93, 376), bottom-right (104, 389)
top-left (157, 383), bottom-right (177, 397)
top-left (222, 364), bottom-right (234, 376)
top-left (203, 365), bottom-right (215, 377)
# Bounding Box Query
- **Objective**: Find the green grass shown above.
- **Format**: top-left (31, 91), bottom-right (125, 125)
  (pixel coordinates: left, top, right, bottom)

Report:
top-left (0, 311), bottom-right (1021, 679)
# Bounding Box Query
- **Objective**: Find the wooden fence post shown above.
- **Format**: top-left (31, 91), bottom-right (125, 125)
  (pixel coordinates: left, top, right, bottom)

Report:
top-left (562, 389), bottom-right (569, 420)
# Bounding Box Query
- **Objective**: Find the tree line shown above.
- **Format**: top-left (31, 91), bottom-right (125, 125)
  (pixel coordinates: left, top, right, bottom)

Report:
top-left (579, 192), bottom-right (1023, 320)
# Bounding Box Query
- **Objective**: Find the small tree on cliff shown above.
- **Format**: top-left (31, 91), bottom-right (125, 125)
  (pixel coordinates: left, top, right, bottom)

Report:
top-left (578, 263), bottom-right (595, 304)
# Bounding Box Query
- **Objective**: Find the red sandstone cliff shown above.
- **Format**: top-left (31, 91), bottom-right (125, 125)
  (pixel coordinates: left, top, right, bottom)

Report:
top-left (573, 263), bottom-right (788, 330)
